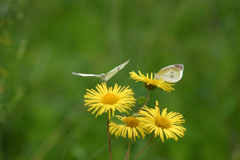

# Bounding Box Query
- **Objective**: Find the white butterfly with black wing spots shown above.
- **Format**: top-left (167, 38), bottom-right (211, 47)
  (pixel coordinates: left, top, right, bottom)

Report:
top-left (154, 64), bottom-right (184, 83)
top-left (72, 59), bottom-right (130, 81)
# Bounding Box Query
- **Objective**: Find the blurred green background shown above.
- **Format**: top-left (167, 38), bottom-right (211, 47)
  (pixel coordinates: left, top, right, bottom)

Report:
top-left (1, 0), bottom-right (240, 160)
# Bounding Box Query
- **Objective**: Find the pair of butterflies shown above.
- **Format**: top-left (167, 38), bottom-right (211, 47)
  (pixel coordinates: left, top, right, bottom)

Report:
top-left (72, 59), bottom-right (184, 83)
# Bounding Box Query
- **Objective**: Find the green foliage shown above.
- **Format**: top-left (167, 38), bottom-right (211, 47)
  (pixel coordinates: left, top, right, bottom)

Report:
top-left (111, 116), bottom-right (127, 125)
top-left (1, 0), bottom-right (240, 160)
top-left (138, 96), bottom-right (146, 104)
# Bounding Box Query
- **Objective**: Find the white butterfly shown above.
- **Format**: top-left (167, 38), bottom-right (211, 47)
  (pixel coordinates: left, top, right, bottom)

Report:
top-left (72, 59), bottom-right (130, 81)
top-left (154, 64), bottom-right (184, 83)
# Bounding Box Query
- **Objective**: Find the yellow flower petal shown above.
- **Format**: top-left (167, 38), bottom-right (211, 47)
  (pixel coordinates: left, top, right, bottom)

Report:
top-left (84, 82), bottom-right (136, 118)
top-left (109, 116), bottom-right (149, 140)
top-left (139, 101), bottom-right (186, 142)
top-left (130, 71), bottom-right (175, 92)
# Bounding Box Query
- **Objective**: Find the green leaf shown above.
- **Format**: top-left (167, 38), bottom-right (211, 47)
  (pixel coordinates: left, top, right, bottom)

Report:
top-left (111, 116), bottom-right (127, 125)
top-left (138, 96), bottom-right (146, 104)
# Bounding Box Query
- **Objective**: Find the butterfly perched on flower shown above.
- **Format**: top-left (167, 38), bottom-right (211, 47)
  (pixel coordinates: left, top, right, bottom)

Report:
top-left (154, 64), bottom-right (184, 83)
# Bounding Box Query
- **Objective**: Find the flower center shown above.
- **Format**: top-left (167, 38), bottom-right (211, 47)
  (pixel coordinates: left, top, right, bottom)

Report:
top-left (144, 83), bottom-right (156, 90)
top-left (155, 115), bottom-right (170, 128)
top-left (101, 93), bottom-right (119, 104)
top-left (122, 116), bottom-right (140, 127)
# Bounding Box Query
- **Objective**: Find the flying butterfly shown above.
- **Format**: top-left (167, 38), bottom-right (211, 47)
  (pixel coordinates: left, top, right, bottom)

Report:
top-left (72, 59), bottom-right (130, 81)
top-left (154, 64), bottom-right (184, 83)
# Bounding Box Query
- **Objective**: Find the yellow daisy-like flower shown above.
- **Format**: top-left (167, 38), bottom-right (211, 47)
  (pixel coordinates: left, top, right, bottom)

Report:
top-left (109, 116), bottom-right (149, 140)
top-left (139, 101), bottom-right (186, 142)
top-left (84, 82), bottom-right (136, 118)
top-left (129, 71), bottom-right (174, 92)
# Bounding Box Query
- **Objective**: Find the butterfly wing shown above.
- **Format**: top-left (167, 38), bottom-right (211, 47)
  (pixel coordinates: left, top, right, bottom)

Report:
top-left (154, 64), bottom-right (184, 83)
top-left (72, 59), bottom-right (130, 81)
top-left (72, 72), bottom-right (104, 79)
top-left (104, 59), bottom-right (130, 81)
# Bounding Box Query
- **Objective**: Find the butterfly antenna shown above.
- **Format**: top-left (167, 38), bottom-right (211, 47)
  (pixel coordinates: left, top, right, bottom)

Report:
top-left (153, 65), bottom-right (155, 73)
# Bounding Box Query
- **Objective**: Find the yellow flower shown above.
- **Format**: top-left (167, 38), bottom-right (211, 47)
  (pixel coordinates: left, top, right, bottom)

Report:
top-left (139, 101), bottom-right (186, 142)
top-left (129, 71), bottom-right (174, 92)
top-left (109, 116), bottom-right (149, 140)
top-left (84, 82), bottom-right (136, 118)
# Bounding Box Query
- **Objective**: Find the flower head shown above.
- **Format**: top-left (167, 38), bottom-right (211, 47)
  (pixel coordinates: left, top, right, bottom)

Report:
top-left (139, 101), bottom-right (186, 142)
top-left (109, 116), bottom-right (149, 140)
top-left (129, 71), bottom-right (175, 92)
top-left (84, 82), bottom-right (136, 118)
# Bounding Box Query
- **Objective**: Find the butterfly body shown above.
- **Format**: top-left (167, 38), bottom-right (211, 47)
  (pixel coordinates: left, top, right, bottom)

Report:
top-left (154, 64), bottom-right (184, 83)
top-left (72, 59), bottom-right (130, 81)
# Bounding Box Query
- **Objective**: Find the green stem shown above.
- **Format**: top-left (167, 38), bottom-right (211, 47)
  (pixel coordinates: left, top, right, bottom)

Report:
top-left (124, 138), bottom-right (132, 160)
top-left (107, 113), bottom-right (112, 160)
top-left (0, 126), bottom-right (3, 160)
top-left (138, 89), bottom-right (151, 113)
top-left (134, 134), bottom-right (154, 160)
